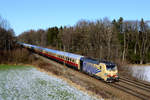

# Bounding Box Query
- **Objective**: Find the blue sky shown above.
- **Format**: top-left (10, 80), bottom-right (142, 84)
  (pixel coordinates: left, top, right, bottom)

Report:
top-left (0, 0), bottom-right (149, 35)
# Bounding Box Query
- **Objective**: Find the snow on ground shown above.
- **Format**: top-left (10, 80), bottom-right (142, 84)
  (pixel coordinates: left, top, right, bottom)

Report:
top-left (129, 65), bottom-right (150, 82)
top-left (0, 66), bottom-right (99, 100)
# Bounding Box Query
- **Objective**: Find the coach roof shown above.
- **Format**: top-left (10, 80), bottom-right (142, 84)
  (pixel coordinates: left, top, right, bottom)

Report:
top-left (44, 48), bottom-right (84, 60)
top-left (21, 43), bottom-right (84, 60)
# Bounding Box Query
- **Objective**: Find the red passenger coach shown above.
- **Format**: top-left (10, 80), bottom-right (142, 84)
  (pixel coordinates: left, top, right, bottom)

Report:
top-left (19, 43), bottom-right (83, 70)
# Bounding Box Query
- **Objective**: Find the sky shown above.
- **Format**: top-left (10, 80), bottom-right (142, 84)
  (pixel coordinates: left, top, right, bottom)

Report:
top-left (0, 0), bottom-right (150, 35)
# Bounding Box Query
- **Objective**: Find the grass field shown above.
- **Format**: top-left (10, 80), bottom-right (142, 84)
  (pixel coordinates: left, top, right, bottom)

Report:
top-left (0, 65), bottom-right (97, 100)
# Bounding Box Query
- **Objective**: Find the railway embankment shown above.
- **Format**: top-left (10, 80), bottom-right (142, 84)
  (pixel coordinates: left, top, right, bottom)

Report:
top-left (34, 54), bottom-right (150, 100)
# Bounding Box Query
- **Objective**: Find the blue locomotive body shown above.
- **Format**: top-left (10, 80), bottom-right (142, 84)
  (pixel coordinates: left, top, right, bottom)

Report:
top-left (82, 58), bottom-right (101, 75)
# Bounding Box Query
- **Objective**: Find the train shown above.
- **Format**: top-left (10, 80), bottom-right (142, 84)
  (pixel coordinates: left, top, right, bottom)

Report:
top-left (17, 42), bottom-right (119, 82)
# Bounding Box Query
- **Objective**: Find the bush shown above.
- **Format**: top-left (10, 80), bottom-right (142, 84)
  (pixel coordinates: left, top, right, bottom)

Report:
top-left (0, 48), bottom-right (36, 64)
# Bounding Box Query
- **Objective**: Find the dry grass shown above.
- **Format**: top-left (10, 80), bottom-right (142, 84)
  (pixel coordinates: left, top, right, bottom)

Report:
top-left (114, 59), bottom-right (130, 76)
top-left (0, 48), bottom-right (36, 64)
top-left (33, 59), bottom-right (63, 76)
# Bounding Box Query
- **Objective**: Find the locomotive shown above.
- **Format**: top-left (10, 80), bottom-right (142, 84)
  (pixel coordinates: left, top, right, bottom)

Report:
top-left (18, 42), bottom-right (119, 82)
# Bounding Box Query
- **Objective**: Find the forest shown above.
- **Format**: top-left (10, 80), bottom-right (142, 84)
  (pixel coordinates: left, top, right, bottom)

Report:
top-left (1, 16), bottom-right (150, 64)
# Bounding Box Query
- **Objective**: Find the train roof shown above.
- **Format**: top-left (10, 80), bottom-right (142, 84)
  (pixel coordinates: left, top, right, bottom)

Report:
top-left (83, 58), bottom-right (99, 64)
top-left (20, 42), bottom-right (83, 60)
top-left (83, 57), bottom-right (116, 65)
top-left (21, 43), bottom-right (33, 47)
top-left (44, 48), bottom-right (84, 59)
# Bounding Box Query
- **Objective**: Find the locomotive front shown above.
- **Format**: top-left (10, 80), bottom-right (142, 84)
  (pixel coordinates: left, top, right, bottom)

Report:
top-left (102, 62), bottom-right (119, 82)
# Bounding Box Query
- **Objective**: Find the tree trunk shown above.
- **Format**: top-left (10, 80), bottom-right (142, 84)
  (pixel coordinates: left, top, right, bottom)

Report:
top-left (123, 32), bottom-right (126, 61)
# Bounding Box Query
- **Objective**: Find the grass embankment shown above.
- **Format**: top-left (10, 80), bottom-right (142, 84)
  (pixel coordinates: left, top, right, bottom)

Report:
top-left (0, 65), bottom-right (30, 70)
top-left (0, 65), bottom-right (97, 100)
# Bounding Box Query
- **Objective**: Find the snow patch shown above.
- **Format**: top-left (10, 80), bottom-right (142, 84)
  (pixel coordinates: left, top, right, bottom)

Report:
top-left (0, 66), bottom-right (100, 100)
top-left (130, 65), bottom-right (150, 82)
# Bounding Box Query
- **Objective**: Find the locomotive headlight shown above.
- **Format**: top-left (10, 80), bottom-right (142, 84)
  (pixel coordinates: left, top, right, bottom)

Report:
top-left (104, 73), bottom-right (111, 77)
top-left (113, 75), bottom-right (117, 77)
top-left (104, 73), bottom-right (108, 76)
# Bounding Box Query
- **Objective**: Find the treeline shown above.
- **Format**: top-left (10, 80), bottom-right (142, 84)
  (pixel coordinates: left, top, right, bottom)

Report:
top-left (0, 16), bottom-right (35, 64)
top-left (0, 16), bottom-right (15, 50)
top-left (18, 17), bottom-right (150, 64)
top-left (0, 16), bottom-right (15, 63)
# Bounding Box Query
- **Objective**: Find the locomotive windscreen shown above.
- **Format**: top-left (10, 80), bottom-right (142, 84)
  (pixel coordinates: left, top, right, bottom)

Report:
top-left (105, 63), bottom-right (116, 70)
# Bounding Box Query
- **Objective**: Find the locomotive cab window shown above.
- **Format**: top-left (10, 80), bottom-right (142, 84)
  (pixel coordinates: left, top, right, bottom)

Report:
top-left (106, 64), bottom-right (116, 70)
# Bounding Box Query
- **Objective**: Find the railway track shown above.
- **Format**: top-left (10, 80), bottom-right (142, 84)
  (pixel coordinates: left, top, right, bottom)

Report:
top-left (109, 83), bottom-right (150, 100)
top-left (120, 78), bottom-right (150, 92)
top-left (120, 77), bottom-right (150, 89)
top-left (107, 77), bottom-right (150, 100)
